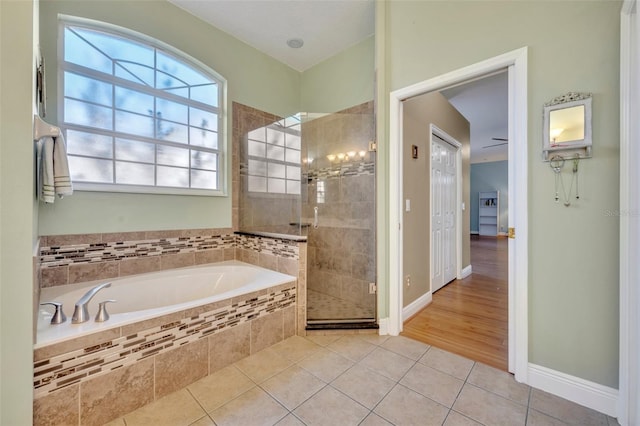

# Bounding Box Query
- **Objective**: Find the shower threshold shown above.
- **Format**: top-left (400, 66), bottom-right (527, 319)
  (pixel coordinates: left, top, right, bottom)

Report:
top-left (306, 320), bottom-right (379, 330)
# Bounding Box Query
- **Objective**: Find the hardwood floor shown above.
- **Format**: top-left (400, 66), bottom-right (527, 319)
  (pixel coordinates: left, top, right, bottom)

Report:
top-left (402, 236), bottom-right (509, 371)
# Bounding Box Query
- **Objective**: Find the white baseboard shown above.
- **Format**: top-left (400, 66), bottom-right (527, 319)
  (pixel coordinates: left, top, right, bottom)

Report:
top-left (528, 363), bottom-right (618, 418)
top-left (378, 317), bottom-right (389, 335)
top-left (402, 292), bottom-right (432, 322)
top-left (498, 231), bottom-right (508, 237)
top-left (460, 265), bottom-right (472, 279)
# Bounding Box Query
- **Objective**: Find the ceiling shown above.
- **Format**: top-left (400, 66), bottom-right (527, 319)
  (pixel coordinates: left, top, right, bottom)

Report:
top-left (167, 0), bottom-right (505, 163)
top-left (441, 72), bottom-right (509, 164)
top-left (168, 0), bottom-right (375, 72)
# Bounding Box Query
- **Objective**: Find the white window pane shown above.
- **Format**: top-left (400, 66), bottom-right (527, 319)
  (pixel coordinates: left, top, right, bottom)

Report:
top-left (69, 156), bottom-right (113, 183)
top-left (64, 28), bottom-right (112, 74)
top-left (191, 150), bottom-right (216, 171)
top-left (285, 115), bottom-right (300, 128)
top-left (189, 127), bottom-right (217, 149)
top-left (287, 166), bottom-right (301, 180)
top-left (65, 73), bottom-right (112, 107)
top-left (286, 134), bottom-right (301, 150)
top-left (266, 144), bottom-right (285, 161)
top-left (157, 51), bottom-right (211, 86)
top-left (268, 178), bottom-right (286, 194)
top-left (72, 26), bottom-right (154, 67)
top-left (191, 169), bottom-right (216, 189)
top-left (115, 161), bottom-right (154, 185)
top-left (287, 180), bottom-right (301, 195)
top-left (286, 149), bottom-right (301, 164)
top-left (115, 86), bottom-right (153, 114)
top-left (267, 128), bottom-right (285, 146)
top-left (191, 84), bottom-right (218, 106)
top-left (248, 128), bottom-right (266, 142)
top-left (249, 159), bottom-right (266, 176)
top-left (157, 120), bottom-right (188, 144)
top-left (115, 62), bottom-right (154, 86)
top-left (115, 138), bottom-right (155, 163)
top-left (268, 163), bottom-right (286, 179)
top-left (64, 98), bottom-right (113, 130)
top-left (157, 145), bottom-right (189, 167)
top-left (248, 140), bottom-right (265, 158)
top-left (189, 107), bottom-right (217, 131)
top-left (66, 130), bottom-right (113, 159)
top-left (157, 98), bottom-right (188, 124)
top-left (248, 176), bottom-right (267, 192)
top-left (115, 110), bottom-right (154, 138)
top-left (157, 165), bottom-right (188, 187)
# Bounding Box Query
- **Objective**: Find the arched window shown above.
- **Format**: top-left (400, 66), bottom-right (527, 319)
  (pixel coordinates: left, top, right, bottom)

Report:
top-left (60, 17), bottom-right (225, 195)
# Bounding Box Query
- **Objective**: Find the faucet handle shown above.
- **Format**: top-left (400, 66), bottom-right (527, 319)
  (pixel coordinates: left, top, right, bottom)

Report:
top-left (95, 300), bottom-right (116, 322)
top-left (41, 302), bottom-right (67, 325)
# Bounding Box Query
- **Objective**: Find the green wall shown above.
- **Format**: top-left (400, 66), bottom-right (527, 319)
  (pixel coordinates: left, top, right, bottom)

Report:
top-left (301, 36), bottom-right (375, 114)
top-left (381, 0), bottom-right (621, 388)
top-left (38, 0), bottom-right (302, 235)
top-left (1, 1), bottom-right (38, 423)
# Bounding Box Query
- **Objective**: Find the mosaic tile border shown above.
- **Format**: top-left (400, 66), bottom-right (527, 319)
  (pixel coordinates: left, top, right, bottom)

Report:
top-left (306, 161), bottom-right (375, 181)
top-left (236, 234), bottom-right (299, 258)
top-left (40, 234), bottom-right (236, 269)
top-left (33, 283), bottom-right (295, 398)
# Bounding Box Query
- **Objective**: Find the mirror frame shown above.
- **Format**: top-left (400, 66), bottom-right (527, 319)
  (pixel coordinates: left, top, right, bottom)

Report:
top-left (542, 92), bottom-right (592, 161)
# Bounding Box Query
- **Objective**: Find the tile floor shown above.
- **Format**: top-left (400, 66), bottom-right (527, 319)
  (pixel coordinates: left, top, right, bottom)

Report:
top-left (106, 334), bottom-right (619, 426)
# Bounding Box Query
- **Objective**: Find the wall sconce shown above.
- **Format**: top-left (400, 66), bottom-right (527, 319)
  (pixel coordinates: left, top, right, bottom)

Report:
top-left (326, 154), bottom-right (336, 162)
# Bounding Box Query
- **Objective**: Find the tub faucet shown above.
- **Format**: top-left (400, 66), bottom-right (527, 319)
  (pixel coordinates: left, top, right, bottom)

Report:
top-left (72, 282), bottom-right (111, 324)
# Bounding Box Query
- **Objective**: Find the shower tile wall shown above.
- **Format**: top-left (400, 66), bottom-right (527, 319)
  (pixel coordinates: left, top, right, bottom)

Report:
top-left (303, 101), bottom-right (376, 321)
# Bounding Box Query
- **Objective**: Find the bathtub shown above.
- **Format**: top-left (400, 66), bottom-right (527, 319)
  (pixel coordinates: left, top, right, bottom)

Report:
top-left (36, 260), bottom-right (296, 348)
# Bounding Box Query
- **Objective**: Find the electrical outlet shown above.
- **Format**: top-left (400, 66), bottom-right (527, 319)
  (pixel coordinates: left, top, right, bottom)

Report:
top-left (368, 282), bottom-right (377, 294)
top-left (405, 275), bottom-right (411, 287)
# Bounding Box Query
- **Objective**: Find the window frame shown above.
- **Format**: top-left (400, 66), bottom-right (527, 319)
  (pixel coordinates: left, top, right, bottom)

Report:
top-left (58, 15), bottom-right (227, 197)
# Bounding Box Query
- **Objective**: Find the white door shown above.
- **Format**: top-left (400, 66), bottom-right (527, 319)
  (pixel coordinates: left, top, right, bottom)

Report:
top-left (431, 134), bottom-right (458, 292)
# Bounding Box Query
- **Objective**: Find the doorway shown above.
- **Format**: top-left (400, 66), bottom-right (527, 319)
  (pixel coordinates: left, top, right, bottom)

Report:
top-left (387, 48), bottom-right (529, 381)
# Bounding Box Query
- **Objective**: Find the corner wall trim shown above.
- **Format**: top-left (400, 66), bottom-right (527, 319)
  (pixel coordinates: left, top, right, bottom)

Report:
top-left (528, 363), bottom-right (618, 418)
top-left (460, 265), bottom-right (472, 279)
top-left (378, 317), bottom-right (389, 335)
top-left (402, 292), bottom-right (432, 322)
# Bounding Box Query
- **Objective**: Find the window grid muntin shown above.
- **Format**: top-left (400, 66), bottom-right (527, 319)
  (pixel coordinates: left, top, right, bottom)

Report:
top-left (247, 120), bottom-right (301, 195)
top-left (61, 20), bottom-right (223, 193)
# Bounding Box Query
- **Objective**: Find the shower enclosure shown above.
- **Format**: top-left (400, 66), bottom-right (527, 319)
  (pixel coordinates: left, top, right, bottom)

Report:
top-left (238, 101), bottom-right (376, 327)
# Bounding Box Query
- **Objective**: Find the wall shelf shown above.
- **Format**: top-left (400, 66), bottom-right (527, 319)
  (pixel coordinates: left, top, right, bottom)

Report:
top-left (478, 191), bottom-right (499, 236)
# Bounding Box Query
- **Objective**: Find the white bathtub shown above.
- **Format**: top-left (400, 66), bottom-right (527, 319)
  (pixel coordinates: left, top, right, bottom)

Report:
top-left (36, 260), bottom-right (296, 348)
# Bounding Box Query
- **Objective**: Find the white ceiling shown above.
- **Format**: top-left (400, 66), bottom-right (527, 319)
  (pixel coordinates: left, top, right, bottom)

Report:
top-left (441, 72), bottom-right (509, 164)
top-left (168, 0), bottom-right (375, 72)
top-left (167, 0), bottom-right (504, 163)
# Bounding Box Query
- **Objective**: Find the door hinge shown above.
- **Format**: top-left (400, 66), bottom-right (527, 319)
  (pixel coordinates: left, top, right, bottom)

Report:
top-left (508, 227), bottom-right (516, 239)
top-left (368, 283), bottom-right (377, 294)
top-left (369, 141), bottom-right (377, 152)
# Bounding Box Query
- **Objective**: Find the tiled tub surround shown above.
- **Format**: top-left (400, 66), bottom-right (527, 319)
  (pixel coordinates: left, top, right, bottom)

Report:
top-left (34, 282), bottom-right (296, 425)
top-left (35, 229), bottom-right (307, 425)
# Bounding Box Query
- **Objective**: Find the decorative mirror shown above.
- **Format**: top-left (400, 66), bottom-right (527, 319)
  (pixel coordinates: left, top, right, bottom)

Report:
top-left (542, 92), bottom-right (592, 161)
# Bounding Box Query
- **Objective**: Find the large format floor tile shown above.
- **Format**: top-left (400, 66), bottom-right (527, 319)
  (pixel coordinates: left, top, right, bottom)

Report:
top-left (109, 334), bottom-right (619, 426)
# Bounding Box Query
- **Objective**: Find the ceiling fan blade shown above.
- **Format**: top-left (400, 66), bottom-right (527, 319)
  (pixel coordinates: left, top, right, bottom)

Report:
top-left (492, 137), bottom-right (508, 141)
top-left (483, 142), bottom-right (508, 149)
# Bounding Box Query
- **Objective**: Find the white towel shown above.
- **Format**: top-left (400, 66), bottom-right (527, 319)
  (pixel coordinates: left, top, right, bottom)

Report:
top-left (39, 134), bottom-right (72, 203)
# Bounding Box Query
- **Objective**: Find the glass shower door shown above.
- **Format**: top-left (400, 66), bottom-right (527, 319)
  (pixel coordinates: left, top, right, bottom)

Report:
top-left (302, 102), bottom-right (377, 325)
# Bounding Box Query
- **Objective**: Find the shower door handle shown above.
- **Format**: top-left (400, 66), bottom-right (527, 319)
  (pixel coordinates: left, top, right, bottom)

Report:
top-left (313, 207), bottom-right (319, 229)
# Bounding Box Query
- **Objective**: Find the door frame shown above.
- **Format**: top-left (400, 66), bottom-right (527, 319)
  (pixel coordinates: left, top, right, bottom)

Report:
top-left (388, 47), bottom-right (528, 381)
top-left (619, 1), bottom-right (639, 423)
top-left (429, 125), bottom-right (462, 293)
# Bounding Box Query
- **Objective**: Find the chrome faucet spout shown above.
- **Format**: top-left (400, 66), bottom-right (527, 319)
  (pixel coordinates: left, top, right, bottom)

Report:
top-left (72, 282), bottom-right (111, 324)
